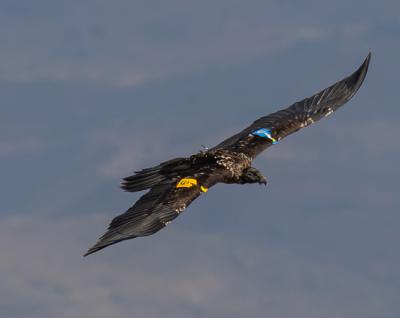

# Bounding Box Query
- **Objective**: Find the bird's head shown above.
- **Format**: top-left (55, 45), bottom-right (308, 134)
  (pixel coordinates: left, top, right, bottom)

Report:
top-left (240, 167), bottom-right (267, 185)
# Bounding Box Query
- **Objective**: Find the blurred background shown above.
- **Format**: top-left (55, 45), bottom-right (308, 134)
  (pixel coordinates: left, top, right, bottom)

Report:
top-left (1, 1), bottom-right (399, 317)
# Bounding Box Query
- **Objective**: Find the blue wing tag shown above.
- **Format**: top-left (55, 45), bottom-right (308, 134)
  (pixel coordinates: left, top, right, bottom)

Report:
top-left (250, 128), bottom-right (278, 144)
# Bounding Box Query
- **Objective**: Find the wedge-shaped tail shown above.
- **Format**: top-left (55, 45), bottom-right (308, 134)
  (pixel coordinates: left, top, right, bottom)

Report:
top-left (121, 157), bottom-right (190, 192)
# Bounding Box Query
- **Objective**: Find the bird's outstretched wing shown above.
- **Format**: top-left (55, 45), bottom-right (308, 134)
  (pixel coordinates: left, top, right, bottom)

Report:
top-left (84, 178), bottom-right (206, 256)
top-left (213, 53), bottom-right (371, 158)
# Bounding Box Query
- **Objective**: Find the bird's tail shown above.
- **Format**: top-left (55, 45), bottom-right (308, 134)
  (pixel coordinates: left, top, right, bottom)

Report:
top-left (120, 157), bottom-right (190, 192)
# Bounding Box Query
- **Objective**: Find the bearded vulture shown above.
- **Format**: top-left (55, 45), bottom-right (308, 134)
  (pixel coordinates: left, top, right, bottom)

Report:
top-left (84, 53), bottom-right (371, 256)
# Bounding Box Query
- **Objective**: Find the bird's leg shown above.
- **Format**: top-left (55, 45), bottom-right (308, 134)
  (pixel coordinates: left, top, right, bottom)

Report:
top-left (239, 167), bottom-right (267, 185)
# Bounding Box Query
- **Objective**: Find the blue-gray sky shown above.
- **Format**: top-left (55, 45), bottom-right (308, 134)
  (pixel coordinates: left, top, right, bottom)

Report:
top-left (1, 1), bottom-right (399, 317)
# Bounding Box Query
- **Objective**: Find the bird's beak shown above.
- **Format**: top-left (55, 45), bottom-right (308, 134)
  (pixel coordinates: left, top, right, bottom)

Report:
top-left (259, 177), bottom-right (267, 186)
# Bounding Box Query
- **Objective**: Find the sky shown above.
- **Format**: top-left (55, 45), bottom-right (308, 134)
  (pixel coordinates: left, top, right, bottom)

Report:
top-left (1, 1), bottom-right (400, 317)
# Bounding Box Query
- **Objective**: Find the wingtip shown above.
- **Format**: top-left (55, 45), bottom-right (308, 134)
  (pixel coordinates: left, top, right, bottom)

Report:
top-left (363, 52), bottom-right (372, 69)
top-left (83, 232), bottom-right (134, 257)
top-left (83, 246), bottom-right (99, 257)
top-left (357, 52), bottom-right (371, 75)
top-left (346, 52), bottom-right (371, 96)
top-left (83, 240), bottom-right (110, 257)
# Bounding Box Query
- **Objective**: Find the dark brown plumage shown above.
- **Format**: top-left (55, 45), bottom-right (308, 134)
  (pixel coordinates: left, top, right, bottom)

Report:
top-left (84, 53), bottom-right (371, 256)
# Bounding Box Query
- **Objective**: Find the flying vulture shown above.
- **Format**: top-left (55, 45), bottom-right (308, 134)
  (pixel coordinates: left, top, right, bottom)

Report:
top-left (85, 53), bottom-right (371, 256)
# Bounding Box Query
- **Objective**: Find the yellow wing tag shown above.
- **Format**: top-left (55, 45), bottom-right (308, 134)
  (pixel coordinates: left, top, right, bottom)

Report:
top-left (200, 186), bottom-right (208, 193)
top-left (176, 178), bottom-right (198, 188)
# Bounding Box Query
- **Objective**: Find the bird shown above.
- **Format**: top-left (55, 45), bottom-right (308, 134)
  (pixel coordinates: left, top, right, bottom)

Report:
top-left (84, 53), bottom-right (371, 256)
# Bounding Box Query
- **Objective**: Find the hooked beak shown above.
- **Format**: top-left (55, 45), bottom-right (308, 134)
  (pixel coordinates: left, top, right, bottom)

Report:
top-left (259, 177), bottom-right (267, 186)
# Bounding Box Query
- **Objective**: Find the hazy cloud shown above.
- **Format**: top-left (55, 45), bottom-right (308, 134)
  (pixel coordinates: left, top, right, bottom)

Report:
top-left (0, 1), bottom-right (367, 87)
top-left (0, 136), bottom-right (43, 158)
top-left (0, 23), bottom-right (330, 86)
top-left (0, 213), bottom-right (398, 318)
top-left (1, 1), bottom-right (400, 317)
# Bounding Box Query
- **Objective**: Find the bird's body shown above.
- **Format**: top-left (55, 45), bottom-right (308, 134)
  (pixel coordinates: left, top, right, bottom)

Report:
top-left (85, 53), bottom-right (371, 256)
